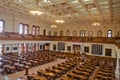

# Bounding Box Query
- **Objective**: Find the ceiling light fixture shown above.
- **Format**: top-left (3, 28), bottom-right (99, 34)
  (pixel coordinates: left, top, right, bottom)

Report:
top-left (92, 22), bottom-right (100, 26)
top-left (84, 0), bottom-right (89, 1)
top-left (55, 20), bottom-right (64, 23)
top-left (18, 0), bottom-right (24, 3)
top-left (71, 0), bottom-right (79, 3)
top-left (29, 10), bottom-right (43, 15)
top-left (51, 24), bottom-right (57, 28)
top-left (43, 0), bottom-right (50, 2)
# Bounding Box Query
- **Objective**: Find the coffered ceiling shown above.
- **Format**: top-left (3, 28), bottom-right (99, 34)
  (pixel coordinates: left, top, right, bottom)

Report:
top-left (0, 0), bottom-right (120, 26)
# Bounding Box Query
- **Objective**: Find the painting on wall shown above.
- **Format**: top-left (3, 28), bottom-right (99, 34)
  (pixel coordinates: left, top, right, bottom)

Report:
top-left (6, 47), bottom-right (9, 51)
top-left (39, 45), bottom-right (43, 50)
top-left (84, 46), bottom-right (89, 53)
top-left (13, 47), bottom-right (18, 50)
top-left (53, 44), bottom-right (56, 50)
top-left (4, 45), bottom-right (11, 53)
top-left (12, 44), bottom-right (19, 52)
top-left (105, 48), bottom-right (112, 56)
top-left (67, 46), bottom-right (71, 51)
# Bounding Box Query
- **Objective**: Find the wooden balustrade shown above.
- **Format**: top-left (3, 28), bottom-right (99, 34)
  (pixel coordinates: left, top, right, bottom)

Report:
top-left (0, 32), bottom-right (120, 48)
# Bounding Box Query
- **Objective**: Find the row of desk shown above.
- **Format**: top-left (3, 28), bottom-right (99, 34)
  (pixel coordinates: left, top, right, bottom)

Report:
top-left (27, 59), bottom-right (77, 80)
top-left (0, 51), bottom-right (59, 74)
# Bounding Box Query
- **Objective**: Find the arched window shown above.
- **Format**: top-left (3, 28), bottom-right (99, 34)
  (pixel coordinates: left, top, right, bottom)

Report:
top-left (54, 31), bottom-right (57, 36)
top-left (73, 30), bottom-right (77, 36)
top-left (117, 31), bottom-right (120, 37)
top-left (19, 23), bottom-right (29, 35)
top-left (60, 31), bottom-right (63, 36)
top-left (66, 30), bottom-right (70, 36)
top-left (24, 24), bottom-right (29, 35)
top-left (88, 31), bottom-right (93, 37)
top-left (80, 30), bottom-right (85, 37)
top-left (97, 30), bottom-right (102, 37)
top-left (43, 29), bottom-right (46, 35)
top-left (107, 30), bottom-right (112, 37)
top-left (48, 31), bottom-right (51, 36)
top-left (0, 19), bottom-right (5, 33)
top-left (32, 25), bottom-right (40, 35)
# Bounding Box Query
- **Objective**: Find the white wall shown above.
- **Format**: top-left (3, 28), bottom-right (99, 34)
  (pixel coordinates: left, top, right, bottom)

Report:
top-left (0, 9), bottom-right (120, 37)
top-left (0, 40), bottom-right (118, 58)
top-left (49, 41), bottom-right (117, 58)
top-left (50, 23), bottom-right (120, 37)
top-left (0, 12), bottom-right (52, 35)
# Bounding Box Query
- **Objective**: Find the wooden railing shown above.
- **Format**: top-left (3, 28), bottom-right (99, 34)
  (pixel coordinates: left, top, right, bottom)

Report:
top-left (0, 32), bottom-right (120, 48)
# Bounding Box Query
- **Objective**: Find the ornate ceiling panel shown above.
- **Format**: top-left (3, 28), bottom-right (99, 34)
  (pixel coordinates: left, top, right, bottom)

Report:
top-left (0, 0), bottom-right (119, 26)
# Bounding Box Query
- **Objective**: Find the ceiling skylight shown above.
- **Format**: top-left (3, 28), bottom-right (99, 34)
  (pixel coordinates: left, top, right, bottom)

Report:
top-left (18, 0), bottom-right (24, 3)
top-left (43, 0), bottom-right (51, 3)
top-left (71, 0), bottom-right (79, 4)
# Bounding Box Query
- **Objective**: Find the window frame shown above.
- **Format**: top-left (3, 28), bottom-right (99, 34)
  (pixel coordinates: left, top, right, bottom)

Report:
top-left (19, 23), bottom-right (29, 35)
top-left (107, 30), bottom-right (112, 37)
top-left (32, 25), bottom-right (40, 35)
top-left (0, 19), bottom-right (5, 33)
top-left (80, 30), bottom-right (85, 37)
top-left (97, 30), bottom-right (102, 37)
top-left (24, 24), bottom-right (29, 35)
top-left (43, 29), bottom-right (46, 36)
top-left (66, 30), bottom-right (70, 36)
top-left (73, 30), bottom-right (77, 36)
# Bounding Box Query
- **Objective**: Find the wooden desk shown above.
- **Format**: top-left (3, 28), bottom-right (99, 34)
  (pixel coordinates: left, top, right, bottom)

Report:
top-left (67, 72), bottom-right (86, 80)
top-left (37, 70), bottom-right (56, 77)
top-left (28, 74), bottom-right (47, 80)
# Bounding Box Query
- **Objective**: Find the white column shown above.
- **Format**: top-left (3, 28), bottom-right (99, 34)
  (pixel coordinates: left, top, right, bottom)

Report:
top-left (18, 43), bottom-right (21, 56)
top-left (115, 48), bottom-right (120, 79)
top-left (80, 42), bottom-right (84, 53)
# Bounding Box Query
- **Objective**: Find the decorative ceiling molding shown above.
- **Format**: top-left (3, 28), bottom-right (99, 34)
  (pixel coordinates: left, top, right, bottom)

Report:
top-left (0, 0), bottom-right (119, 26)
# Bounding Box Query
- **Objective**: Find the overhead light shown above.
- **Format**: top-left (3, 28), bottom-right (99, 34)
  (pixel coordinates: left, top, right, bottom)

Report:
top-left (29, 10), bottom-right (43, 15)
top-left (43, 0), bottom-right (50, 2)
top-left (92, 22), bottom-right (100, 26)
top-left (51, 24), bottom-right (57, 28)
top-left (55, 20), bottom-right (64, 23)
top-left (18, 0), bottom-right (24, 3)
top-left (71, 0), bottom-right (79, 3)
top-left (84, 0), bottom-right (90, 1)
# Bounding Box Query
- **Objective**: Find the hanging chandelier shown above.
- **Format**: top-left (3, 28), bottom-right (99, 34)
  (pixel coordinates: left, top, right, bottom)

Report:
top-left (29, 10), bottom-right (43, 15)
top-left (29, 0), bottom-right (43, 15)
top-left (92, 22), bottom-right (100, 26)
top-left (51, 24), bottom-right (57, 28)
top-left (55, 20), bottom-right (64, 23)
